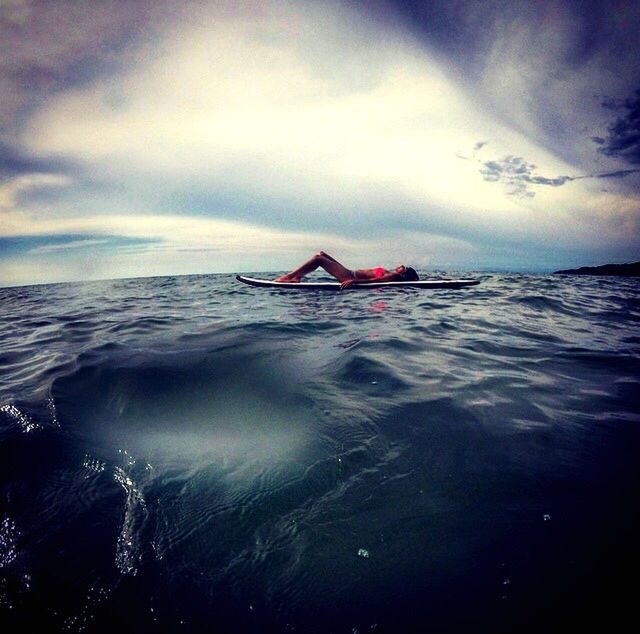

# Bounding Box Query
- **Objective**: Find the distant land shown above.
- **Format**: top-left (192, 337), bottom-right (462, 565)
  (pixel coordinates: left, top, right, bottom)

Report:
top-left (554, 261), bottom-right (640, 276)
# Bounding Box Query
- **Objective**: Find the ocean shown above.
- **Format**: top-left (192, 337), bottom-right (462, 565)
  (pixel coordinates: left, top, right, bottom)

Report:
top-left (1, 272), bottom-right (638, 632)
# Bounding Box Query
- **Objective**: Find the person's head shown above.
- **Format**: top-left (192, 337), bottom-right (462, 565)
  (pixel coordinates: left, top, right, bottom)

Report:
top-left (394, 265), bottom-right (419, 281)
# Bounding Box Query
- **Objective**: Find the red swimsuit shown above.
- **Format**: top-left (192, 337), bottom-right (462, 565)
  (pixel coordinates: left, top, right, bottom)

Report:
top-left (373, 267), bottom-right (385, 278)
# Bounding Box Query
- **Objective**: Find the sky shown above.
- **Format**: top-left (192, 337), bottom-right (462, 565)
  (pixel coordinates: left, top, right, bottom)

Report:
top-left (1, 0), bottom-right (639, 286)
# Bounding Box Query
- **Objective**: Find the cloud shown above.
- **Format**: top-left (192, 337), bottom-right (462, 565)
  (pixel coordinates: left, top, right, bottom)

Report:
top-left (0, 142), bottom-right (74, 180)
top-left (461, 0), bottom-right (640, 174)
top-left (473, 146), bottom-right (639, 198)
top-left (476, 154), bottom-right (575, 197)
top-left (28, 238), bottom-right (109, 254)
top-left (600, 95), bottom-right (626, 111)
top-left (0, 209), bottom-right (368, 257)
top-left (0, 0), bottom-right (160, 143)
top-left (597, 88), bottom-right (640, 164)
top-left (19, 0), bottom-right (542, 228)
top-left (0, 172), bottom-right (72, 209)
top-left (10, 1), bottom-right (639, 221)
top-left (595, 168), bottom-right (640, 179)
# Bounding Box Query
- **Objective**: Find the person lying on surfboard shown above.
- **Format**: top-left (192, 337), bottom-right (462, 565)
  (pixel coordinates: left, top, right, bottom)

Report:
top-left (276, 251), bottom-right (419, 289)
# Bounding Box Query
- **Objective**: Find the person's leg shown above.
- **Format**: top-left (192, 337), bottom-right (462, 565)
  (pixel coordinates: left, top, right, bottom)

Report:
top-left (276, 252), bottom-right (354, 282)
top-left (276, 254), bottom-right (322, 281)
top-left (318, 251), bottom-right (339, 263)
top-left (316, 253), bottom-right (354, 281)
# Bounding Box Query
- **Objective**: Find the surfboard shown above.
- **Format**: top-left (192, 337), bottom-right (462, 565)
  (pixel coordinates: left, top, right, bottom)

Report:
top-left (236, 275), bottom-right (480, 290)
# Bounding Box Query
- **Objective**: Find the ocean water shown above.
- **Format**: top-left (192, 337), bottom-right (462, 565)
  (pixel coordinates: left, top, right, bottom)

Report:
top-left (0, 272), bottom-right (638, 632)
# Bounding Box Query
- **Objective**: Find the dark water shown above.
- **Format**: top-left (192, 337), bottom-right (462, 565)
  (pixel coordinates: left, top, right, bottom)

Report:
top-left (1, 272), bottom-right (639, 632)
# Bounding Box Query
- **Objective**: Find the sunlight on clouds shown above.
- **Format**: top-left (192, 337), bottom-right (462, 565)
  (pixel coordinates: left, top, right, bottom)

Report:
top-left (20, 0), bottom-right (549, 219)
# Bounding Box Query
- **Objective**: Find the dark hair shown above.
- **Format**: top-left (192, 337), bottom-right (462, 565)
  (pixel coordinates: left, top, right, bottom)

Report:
top-left (401, 267), bottom-right (419, 281)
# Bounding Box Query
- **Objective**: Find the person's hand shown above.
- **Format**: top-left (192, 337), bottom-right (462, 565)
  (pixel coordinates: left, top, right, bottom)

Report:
top-left (340, 279), bottom-right (356, 290)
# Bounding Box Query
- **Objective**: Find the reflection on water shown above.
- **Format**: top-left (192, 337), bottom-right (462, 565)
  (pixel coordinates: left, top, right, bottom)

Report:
top-left (53, 345), bottom-right (316, 471)
top-left (0, 272), bottom-right (639, 632)
top-left (138, 427), bottom-right (303, 467)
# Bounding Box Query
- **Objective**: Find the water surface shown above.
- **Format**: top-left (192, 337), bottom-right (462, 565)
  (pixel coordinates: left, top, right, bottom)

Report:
top-left (1, 272), bottom-right (638, 632)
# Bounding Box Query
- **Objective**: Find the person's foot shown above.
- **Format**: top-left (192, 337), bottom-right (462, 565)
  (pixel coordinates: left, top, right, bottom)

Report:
top-left (275, 275), bottom-right (301, 282)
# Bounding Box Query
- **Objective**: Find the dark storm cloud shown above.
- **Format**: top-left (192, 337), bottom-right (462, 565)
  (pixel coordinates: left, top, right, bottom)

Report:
top-left (363, 0), bottom-right (624, 75)
top-left (597, 88), bottom-right (640, 164)
top-left (361, 0), bottom-right (518, 66)
top-left (0, 0), bottom-right (158, 137)
top-left (363, 1), bottom-right (640, 171)
top-left (600, 96), bottom-right (625, 110)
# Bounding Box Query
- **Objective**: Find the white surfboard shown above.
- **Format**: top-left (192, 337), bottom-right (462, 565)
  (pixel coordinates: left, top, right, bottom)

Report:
top-left (236, 275), bottom-right (480, 290)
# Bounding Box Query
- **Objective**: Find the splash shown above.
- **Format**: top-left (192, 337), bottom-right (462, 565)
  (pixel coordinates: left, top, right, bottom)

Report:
top-left (0, 404), bottom-right (40, 433)
top-left (0, 516), bottom-right (18, 569)
top-left (113, 466), bottom-right (148, 576)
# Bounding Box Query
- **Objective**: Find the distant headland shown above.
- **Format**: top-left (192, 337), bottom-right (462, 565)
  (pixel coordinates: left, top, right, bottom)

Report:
top-left (554, 261), bottom-right (640, 276)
